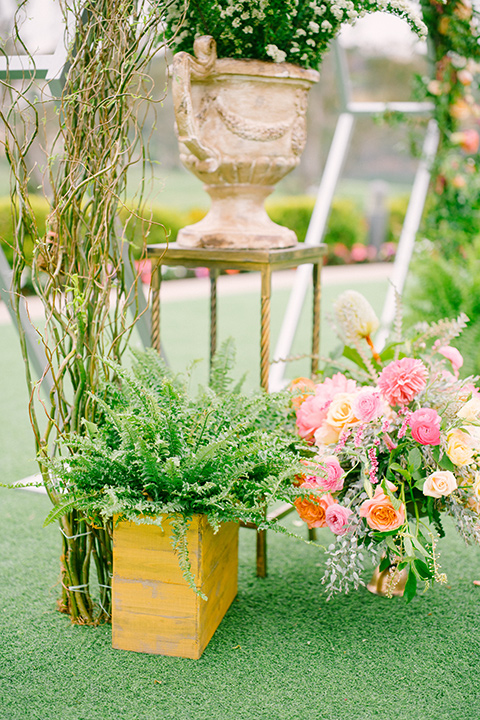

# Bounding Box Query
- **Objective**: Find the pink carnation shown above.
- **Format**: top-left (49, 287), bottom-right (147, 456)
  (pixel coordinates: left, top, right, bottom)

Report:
top-left (315, 455), bottom-right (345, 492)
top-left (378, 358), bottom-right (428, 407)
top-left (325, 503), bottom-right (353, 535)
top-left (408, 408), bottom-right (441, 446)
top-left (352, 388), bottom-right (383, 422)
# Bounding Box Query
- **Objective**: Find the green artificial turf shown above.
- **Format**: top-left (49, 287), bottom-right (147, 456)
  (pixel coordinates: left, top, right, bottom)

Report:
top-left (1, 485), bottom-right (480, 720)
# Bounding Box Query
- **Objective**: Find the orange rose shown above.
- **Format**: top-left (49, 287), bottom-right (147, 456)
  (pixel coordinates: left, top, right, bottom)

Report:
top-left (358, 486), bottom-right (405, 532)
top-left (294, 484), bottom-right (335, 529)
top-left (289, 377), bottom-right (316, 410)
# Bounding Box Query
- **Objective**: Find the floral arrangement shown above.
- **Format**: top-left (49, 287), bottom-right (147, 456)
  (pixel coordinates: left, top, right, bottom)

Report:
top-left (291, 290), bottom-right (480, 601)
top-left (163, 0), bottom-right (427, 71)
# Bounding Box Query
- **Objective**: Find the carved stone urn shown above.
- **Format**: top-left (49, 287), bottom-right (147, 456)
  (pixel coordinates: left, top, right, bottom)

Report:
top-left (172, 36), bottom-right (319, 250)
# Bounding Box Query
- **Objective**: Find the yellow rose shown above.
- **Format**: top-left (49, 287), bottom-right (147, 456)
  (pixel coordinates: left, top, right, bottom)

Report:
top-left (326, 393), bottom-right (358, 431)
top-left (446, 429), bottom-right (474, 466)
top-left (423, 471), bottom-right (457, 498)
top-left (457, 396), bottom-right (480, 422)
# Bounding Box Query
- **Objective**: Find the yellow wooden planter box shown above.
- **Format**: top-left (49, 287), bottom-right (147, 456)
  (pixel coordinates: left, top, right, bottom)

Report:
top-left (112, 515), bottom-right (239, 659)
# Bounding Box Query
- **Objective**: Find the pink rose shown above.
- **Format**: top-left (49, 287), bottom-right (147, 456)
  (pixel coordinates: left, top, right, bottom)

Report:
top-left (408, 408), bottom-right (441, 446)
top-left (437, 345), bottom-right (463, 376)
top-left (378, 358), bottom-right (428, 406)
top-left (352, 388), bottom-right (383, 422)
top-left (358, 485), bottom-right (405, 532)
top-left (315, 455), bottom-right (345, 492)
top-left (325, 503), bottom-right (353, 535)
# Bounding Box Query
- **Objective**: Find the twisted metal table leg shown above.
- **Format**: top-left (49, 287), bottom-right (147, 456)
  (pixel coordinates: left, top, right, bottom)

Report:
top-left (209, 269), bottom-right (218, 378)
top-left (260, 265), bottom-right (272, 392)
top-left (151, 261), bottom-right (161, 354)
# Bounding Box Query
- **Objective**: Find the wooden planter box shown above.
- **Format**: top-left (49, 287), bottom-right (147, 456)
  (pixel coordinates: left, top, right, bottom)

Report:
top-left (112, 515), bottom-right (239, 659)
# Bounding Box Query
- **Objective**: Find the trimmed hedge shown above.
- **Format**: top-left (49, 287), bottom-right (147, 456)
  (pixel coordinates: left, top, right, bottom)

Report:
top-left (0, 194), bottom-right (405, 269)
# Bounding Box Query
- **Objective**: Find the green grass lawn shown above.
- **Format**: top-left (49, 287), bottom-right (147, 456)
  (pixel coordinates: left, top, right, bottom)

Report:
top-left (3, 274), bottom-right (480, 720)
top-left (1, 485), bottom-right (480, 720)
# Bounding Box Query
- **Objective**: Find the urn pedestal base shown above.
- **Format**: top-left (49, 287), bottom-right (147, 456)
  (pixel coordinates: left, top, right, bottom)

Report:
top-left (177, 184), bottom-right (296, 250)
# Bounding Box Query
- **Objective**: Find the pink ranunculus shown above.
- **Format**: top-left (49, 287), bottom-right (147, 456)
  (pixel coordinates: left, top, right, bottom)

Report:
top-left (408, 407), bottom-right (441, 446)
top-left (325, 503), bottom-right (353, 535)
top-left (352, 388), bottom-right (383, 422)
top-left (315, 455), bottom-right (345, 492)
top-left (437, 345), bottom-right (464, 376)
top-left (378, 357), bottom-right (428, 407)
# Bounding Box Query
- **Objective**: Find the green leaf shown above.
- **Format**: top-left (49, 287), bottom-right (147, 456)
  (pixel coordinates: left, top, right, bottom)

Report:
top-left (342, 345), bottom-right (367, 372)
top-left (438, 454), bottom-right (456, 473)
top-left (381, 480), bottom-right (403, 511)
top-left (408, 447), bottom-right (422, 472)
top-left (363, 476), bottom-right (374, 498)
top-left (379, 554), bottom-right (391, 572)
top-left (379, 342), bottom-right (403, 362)
top-left (389, 462), bottom-right (411, 482)
top-left (403, 536), bottom-right (413, 557)
top-left (404, 566), bottom-right (417, 603)
top-left (411, 535), bottom-right (428, 557)
top-left (414, 559), bottom-right (433, 581)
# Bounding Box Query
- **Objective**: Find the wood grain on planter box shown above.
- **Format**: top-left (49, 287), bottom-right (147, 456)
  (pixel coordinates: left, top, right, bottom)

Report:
top-left (112, 515), bottom-right (239, 659)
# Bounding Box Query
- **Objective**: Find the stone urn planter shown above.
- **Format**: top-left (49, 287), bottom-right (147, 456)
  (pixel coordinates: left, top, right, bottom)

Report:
top-left (172, 36), bottom-right (319, 249)
top-left (112, 515), bottom-right (239, 659)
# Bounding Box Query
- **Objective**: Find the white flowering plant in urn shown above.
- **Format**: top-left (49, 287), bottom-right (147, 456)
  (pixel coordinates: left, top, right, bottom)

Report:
top-left (162, 1), bottom-right (427, 250)
top-left (290, 291), bottom-right (480, 602)
top-left (164, 0), bottom-right (426, 70)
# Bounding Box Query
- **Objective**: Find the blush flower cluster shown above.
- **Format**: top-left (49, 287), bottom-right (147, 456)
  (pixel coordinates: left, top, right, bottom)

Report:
top-left (291, 291), bottom-right (480, 600)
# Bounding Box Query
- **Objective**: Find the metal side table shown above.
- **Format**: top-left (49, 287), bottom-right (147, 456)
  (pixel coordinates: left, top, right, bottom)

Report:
top-left (147, 242), bottom-right (327, 576)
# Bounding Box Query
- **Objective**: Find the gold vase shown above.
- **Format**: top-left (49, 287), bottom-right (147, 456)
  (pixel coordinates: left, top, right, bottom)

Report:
top-left (367, 564), bottom-right (408, 597)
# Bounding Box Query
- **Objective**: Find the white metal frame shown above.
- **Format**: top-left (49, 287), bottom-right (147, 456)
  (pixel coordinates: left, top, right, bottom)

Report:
top-left (269, 41), bottom-right (438, 390)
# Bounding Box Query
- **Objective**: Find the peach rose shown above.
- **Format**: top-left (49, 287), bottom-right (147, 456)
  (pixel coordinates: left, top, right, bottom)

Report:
top-left (294, 485), bottom-right (335, 529)
top-left (326, 392), bottom-right (358, 431)
top-left (457, 396), bottom-right (480, 422)
top-left (314, 423), bottom-right (341, 447)
top-left (423, 470), bottom-right (457, 498)
top-left (358, 486), bottom-right (405, 532)
top-left (446, 428), bottom-right (475, 466)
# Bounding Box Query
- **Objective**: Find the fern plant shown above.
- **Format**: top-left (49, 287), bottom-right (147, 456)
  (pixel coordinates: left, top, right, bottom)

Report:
top-left (45, 344), bottom-right (303, 594)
